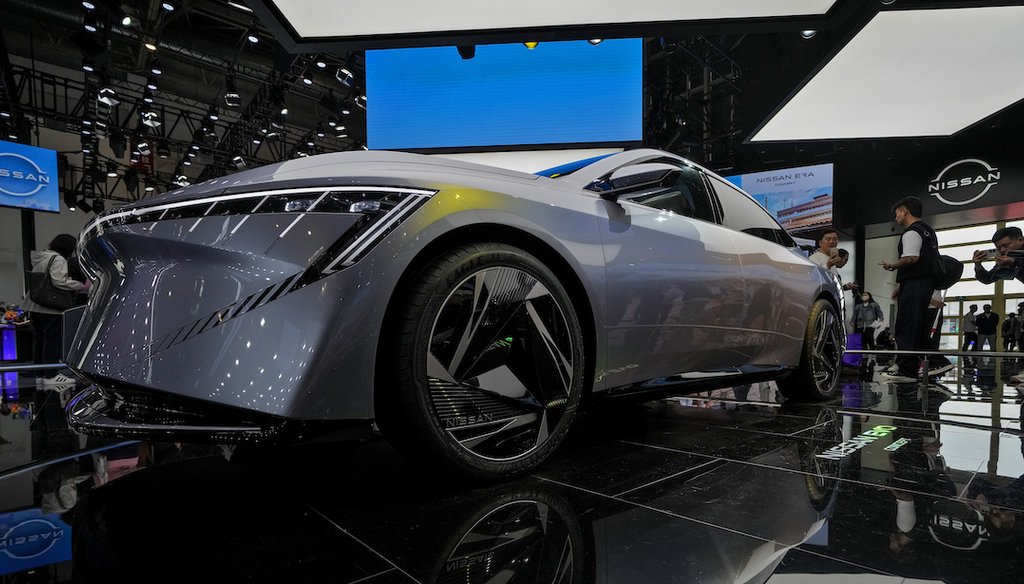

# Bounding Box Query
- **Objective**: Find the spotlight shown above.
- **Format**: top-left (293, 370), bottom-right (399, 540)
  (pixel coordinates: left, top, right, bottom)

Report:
top-left (315, 59), bottom-right (326, 69)
top-left (315, 125), bottom-right (325, 138)
top-left (84, 13), bottom-right (98, 33)
top-left (121, 15), bottom-right (138, 27)
top-left (341, 108), bottom-right (350, 115)
top-left (279, 106), bottom-right (288, 116)
top-left (190, 143), bottom-right (200, 151)
top-left (306, 138), bottom-right (315, 147)
top-left (143, 88), bottom-right (154, 103)
top-left (523, 41), bottom-right (539, 49)
top-left (208, 104), bottom-right (219, 121)
top-left (144, 178), bottom-right (155, 193)
top-left (156, 141), bottom-right (170, 158)
top-left (145, 41), bottom-right (158, 52)
top-left (252, 136), bottom-right (261, 144)
top-left (246, 25), bottom-right (259, 44)
top-left (302, 75), bottom-right (313, 85)
top-left (141, 108), bottom-right (162, 128)
top-left (183, 159), bottom-right (191, 166)
top-left (327, 118), bottom-right (337, 127)
top-left (146, 76), bottom-right (158, 91)
top-left (800, 29), bottom-right (817, 39)
top-left (355, 94), bottom-right (366, 108)
top-left (135, 138), bottom-right (150, 156)
top-left (82, 57), bottom-right (95, 72)
top-left (336, 67), bottom-right (353, 86)
top-left (63, 191), bottom-right (78, 211)
top-left (98, 86), bottom-right (119, 106)
top-left (232, 155), bottom-right (246, 169)
top-left (588, 39), bottom-right (603, 45)
top-left (106, 162), bottom-right (118, 178)
top-left (150, 58), bottom-right (162, 75)
top-left (82, 1), bottom-right (95, 9)
top-left (161, 1), bottom-right (176, 11)
top-left (457, 45), bottom-right (475, 60)
top-left (223, 74), bottom-right (241, 107)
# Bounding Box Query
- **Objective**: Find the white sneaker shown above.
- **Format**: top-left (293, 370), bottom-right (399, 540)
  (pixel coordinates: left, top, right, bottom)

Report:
top-left (43, 373), bottom-right (78, 386)
top-left (880, 371), bottom-right (918, 383)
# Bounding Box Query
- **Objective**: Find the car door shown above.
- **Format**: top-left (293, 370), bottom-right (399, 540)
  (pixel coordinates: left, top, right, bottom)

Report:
top-left (704, 174), bottom-right (815, 369)
top-left (595, 161), bottom-right (750, 390)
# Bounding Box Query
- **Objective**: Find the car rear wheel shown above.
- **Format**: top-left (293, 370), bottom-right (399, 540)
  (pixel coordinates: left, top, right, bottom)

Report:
top-left (777, 299), bottom-right (844, 401)
top-left (380, 243), bottom-right (585, 480)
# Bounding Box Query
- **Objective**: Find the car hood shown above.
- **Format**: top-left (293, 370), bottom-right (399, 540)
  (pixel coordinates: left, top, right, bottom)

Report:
top-left (119, 150), bottom-right (541, 211)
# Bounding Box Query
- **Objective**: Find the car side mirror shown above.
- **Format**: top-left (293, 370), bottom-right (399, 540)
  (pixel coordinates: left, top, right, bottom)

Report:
top-left (587, 163), bottom-right (681, 201)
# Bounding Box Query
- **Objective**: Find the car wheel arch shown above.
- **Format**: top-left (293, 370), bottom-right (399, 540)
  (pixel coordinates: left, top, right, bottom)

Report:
top-left (373, 223), bottom-right (599, 419)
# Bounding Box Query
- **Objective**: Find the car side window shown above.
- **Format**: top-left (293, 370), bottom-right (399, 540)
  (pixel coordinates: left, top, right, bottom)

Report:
top-left (619, 164), bottom-right (716, 223)
top-left (707, 176), bottom-right (795, 248)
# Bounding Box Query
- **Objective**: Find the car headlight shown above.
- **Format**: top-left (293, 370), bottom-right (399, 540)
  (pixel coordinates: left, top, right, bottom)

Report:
top-left (77, 186), bottom-right (435, 286)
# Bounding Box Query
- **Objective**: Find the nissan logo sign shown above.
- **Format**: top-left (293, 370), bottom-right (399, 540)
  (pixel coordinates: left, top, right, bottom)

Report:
top-left (927, 158), bottom-right (1000, 206)
top-left (0, 152), bottom-right (52, 197)
top-left (0, 518), bottom-right (65, 559)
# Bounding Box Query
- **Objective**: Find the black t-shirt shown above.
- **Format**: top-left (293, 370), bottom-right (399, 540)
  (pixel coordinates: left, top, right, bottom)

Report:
top-left (975, 311), bottom-right (999, 334)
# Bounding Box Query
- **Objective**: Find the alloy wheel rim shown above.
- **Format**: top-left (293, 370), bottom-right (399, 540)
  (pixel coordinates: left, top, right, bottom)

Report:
top-left (426, 266), bottom-right (577, 461)
top-left (810, 308), bottom-right (843, 395)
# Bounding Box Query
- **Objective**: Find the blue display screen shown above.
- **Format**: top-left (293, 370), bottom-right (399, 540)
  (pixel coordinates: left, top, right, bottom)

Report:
top-left (0, 508), bottom-right (72, 576)
top-left (0, 140), bottom-right (60, 213)
top-left (366, 39), bottom-right (643, 150)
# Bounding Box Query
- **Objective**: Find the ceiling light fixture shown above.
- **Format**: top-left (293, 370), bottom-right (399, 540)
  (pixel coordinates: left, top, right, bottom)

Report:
top-left (227, 1), bottom-right (254, 13)
top-left (82, 1), bottom-right (95, 9)
top-left (800, 29), bottom-right (817, 39)
top-left (84, 13), bottom-right (99, 32)
top-left (106, 162), bottom-right (118, 178)
top-left (150, 58), bottom-right (163, 75)
top-left (588, 38), bottom-right (603, 45)
top-left (161, 1), bottom-right (176, 11)
top-left (315, 58), bottom-right (327, 68)
top-left (147, 76), bottom-right (158, 91)
top-left (246, 25), bottom-right (259, 44)
top-left (208, 104), bottom-right (219, 121)
top-left (82, 58), bottom-right (95, 72)
top-left (145, 41), bottom-right (158, 51)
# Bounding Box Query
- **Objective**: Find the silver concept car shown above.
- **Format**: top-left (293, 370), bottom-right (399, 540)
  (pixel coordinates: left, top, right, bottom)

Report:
top-left (65, 149), bottom-right (844, 478)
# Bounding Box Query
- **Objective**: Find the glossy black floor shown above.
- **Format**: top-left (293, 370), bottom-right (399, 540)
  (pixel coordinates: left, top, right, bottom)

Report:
top-left (1, 356), bottom-right (1022, 583)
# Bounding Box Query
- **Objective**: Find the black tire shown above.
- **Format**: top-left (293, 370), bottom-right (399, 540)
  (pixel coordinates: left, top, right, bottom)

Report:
top-left (777, 299), bottom-right (844, 401)
top-left (379, 243), bottom-right (585, 480)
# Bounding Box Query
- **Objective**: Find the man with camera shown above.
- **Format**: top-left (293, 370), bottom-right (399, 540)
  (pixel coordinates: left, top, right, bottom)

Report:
top-left (972, 226), bottom-right (1024, 284)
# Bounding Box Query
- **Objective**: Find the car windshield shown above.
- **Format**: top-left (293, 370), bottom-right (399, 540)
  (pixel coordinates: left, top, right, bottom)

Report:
top-left (534, 153), bottom-right (616, 178)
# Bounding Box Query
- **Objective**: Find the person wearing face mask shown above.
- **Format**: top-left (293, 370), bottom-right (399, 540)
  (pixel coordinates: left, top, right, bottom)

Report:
top-left (852, 292), bottom-right (884, 351)
top-left (974, 304), bottom-right (1000, 352)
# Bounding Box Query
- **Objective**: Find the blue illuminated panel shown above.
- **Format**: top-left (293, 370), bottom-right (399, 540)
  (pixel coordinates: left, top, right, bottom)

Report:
top-left (0, 140), bottom-right (59, 213)
top-left (366, 39), bottom-right (643, 150)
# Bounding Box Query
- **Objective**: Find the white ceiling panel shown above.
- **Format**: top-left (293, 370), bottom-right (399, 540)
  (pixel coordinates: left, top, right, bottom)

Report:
top-left (752, 6), bottom-right (1024, 141)
top-left (271, 0), bottom-right (838, 38)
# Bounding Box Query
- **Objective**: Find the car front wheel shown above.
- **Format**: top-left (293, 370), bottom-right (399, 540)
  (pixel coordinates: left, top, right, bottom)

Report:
top-left (777, 298), bottom-right (844, 401)
top-left (380, 243), bottom-right (585, 480)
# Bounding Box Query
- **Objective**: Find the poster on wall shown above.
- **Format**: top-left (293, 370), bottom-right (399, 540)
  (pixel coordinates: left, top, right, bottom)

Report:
top-left (725, 163), bottom-right (834, 236)
top-left (0, 140), bottom-right (60, 213)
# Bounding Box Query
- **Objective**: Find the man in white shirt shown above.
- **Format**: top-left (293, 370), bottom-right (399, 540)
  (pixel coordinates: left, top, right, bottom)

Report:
top-left (809, 230), bottom-right (858, 292)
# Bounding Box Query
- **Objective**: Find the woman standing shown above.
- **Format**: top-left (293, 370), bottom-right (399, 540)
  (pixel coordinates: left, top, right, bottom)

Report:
top-left (21, 234), bottom-right (87, 385)
top-left (852, 292), bottom-right (884, 351)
